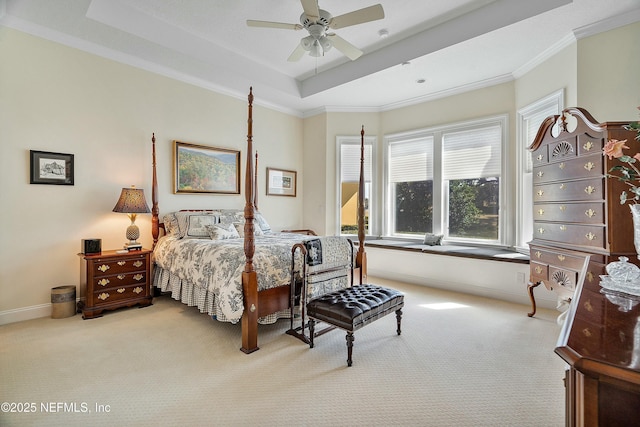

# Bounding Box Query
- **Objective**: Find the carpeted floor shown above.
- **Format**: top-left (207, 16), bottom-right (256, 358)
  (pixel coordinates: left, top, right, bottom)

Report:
top-left (0, 277), bottom-right (566, 426)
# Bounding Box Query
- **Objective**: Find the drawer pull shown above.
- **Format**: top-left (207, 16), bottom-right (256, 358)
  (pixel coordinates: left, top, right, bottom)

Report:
top-left (117, 261), bottom-right (126, 266)
top-left (583, 141), bottom-right (594, 151)
top-left (537, 190), bottom-right (544, 197)
top-left (117, 288), bottom-right (126, 294)
top-left (133, 261), bottom-right (143, 268)
top-left (559, 225), bottom-right (567, 231)
top-left (98, 279), bottom-right (110, 287)
top-left (584, 161), bottom-right (595, 171)
top-left (537, 209), bottom-right (545, 216)
top-left (538, 227), bottom-right (545, 234)
top-left (559, 205), bottom-right (566, 211)
top-left (534, 266), bottom-right (543, 274)
top-left (537, 171), bottom-right (544, 177)
top-left (98, 292), bottom-right (110, 301)
top-left (585, 209), bottom-right (596, 218)
top-left (117, 274), bottom-right (125, 280)
top-left (582, 328), bottom-right (592, 338)
top-left (584, 300), bottom-right (593, 312)
top-left (559, 183), bottom-right (566, 190)
top-left (586, 271), bottom-right (594, 283)
top-left (133, 274), bottom-right (143, 281)
top-left (584, 186), bottom-right (596, 195)
top-left (98, 264), bottom-right (110, 273)
top-left (133, 287), bottom-right (143, 294)
top-left (537, 154), bottom-right (543, 161)
top-left (586, 232), bottom-right (596, 241)
top-left (558, 255), bottom-right (566, 261)
top-left (535, 251), bottom-right (542, 258)
top-left (559, 162), bottom-right (566, 169)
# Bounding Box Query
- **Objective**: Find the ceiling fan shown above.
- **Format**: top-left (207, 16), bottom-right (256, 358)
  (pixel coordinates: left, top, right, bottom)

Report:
top-left (247, 0), bottom-right (385, 62)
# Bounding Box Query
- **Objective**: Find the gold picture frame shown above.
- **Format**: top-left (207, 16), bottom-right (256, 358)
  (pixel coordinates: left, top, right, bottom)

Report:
top-left (266, 167), bottom-right (297, 197)
top-left (173, 141), bottom-right (240, 194)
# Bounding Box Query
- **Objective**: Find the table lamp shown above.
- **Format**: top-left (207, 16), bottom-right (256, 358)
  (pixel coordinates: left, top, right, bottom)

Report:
top-left (112, 185), bottom-right (150, 250)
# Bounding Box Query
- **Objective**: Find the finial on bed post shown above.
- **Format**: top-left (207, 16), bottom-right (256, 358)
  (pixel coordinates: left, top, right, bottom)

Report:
top-left (356, 125), bottom-right (367, 284)
top-left (151, 133), bottom-right (159, 249)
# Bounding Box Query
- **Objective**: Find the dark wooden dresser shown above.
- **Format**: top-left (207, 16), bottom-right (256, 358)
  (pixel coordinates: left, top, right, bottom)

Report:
top-left (79, 249), bottom-right (152, 319)
top-left (555, 269), bottom-right (640, 426)
top-left (527, 107), bottom-right (637, 316)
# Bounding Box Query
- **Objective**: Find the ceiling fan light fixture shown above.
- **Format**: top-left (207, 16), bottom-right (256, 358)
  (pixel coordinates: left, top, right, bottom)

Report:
top-left (309, 41), bottom-right (323, 57)
top-left (319, 36), bottom-right (332, 52)
top-left (301, 35), bottom-right (315, 51)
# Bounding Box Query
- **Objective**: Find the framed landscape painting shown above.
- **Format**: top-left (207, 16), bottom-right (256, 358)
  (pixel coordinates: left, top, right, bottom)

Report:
top-left (173, 141), bottom-right (240, 194)
top-left (29, 150), bottom-right (74, 185)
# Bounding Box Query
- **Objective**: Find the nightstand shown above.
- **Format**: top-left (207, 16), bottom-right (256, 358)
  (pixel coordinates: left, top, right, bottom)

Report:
top-left (79, 249), bottom-right (153, 319)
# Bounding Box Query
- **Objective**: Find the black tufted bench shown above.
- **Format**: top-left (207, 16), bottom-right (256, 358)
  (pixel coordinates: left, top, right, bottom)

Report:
top-left (306, 284), bottom-right (404, 366)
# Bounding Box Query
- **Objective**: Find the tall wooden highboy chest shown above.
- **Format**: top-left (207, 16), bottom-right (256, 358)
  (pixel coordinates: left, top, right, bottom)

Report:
top-left (526, 107), bottom-right (637, 316)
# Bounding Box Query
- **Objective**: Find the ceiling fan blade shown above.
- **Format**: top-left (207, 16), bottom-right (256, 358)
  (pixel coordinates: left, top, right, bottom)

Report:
top-left (247, 20), bottom-right (302, 30)
top-left (300, 0), bottom-right (320, 21)
top-left (287, 42), bottom-right (307, 62)
top-left (330, 4), bottom-right (385, 29)
top-left (327, 34), bottom-right (363, 61)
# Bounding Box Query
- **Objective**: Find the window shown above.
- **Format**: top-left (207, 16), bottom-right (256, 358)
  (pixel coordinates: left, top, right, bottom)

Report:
top-left (516, 90), bottom-right (563, 251)
top-left (337, 136), bottom-right (374, 236)
top-left (385, 116), bottom-right (507, 244)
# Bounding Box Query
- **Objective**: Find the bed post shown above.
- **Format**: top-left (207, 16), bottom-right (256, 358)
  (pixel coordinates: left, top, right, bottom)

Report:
top-left (241, 87), bottom-right (260, 354)
top-left (151, 133), bottom-right (160, 249)
top-left (356, 126), bottom-right (367, 284)
top-left (254, 151), bottom-right (259, 211)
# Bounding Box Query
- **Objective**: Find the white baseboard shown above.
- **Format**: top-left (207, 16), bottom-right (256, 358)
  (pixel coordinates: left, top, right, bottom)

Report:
top-left (0, 303), bottom-right (52, 325)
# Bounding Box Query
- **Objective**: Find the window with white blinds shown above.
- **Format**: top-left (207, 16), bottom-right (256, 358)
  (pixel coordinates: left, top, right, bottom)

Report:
top-left (388, 137), bottom-right (433, 183)
top-left (340, 144), bottom-right (372, 183)
top-left (442, 126), bottom-right (501, 180)
top-left (337, 136), bottom-right (374, 236)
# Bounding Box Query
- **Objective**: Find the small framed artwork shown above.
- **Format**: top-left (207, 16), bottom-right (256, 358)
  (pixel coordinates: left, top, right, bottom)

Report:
top-left (173, 141), bottom-right (240, 194)
top-left (29, 150), bottom-right (74, 185)
top-left (267, 167), bottom-right (297, 197)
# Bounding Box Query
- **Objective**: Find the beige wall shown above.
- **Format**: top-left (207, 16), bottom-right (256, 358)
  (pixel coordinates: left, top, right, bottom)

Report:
top-left (0, 28), bottom-right (303, 320)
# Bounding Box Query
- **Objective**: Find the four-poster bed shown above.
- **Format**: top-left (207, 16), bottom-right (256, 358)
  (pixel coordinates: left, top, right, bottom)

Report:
top-left (150, 88), bottom-right (368, 353)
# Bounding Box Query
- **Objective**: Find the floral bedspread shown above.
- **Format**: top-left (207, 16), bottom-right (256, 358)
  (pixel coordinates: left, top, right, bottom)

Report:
top-left (153, 233), bottom-right (312, 323)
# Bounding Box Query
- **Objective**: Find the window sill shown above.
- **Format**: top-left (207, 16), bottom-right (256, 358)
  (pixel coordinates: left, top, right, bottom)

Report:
top-left (360, 239), bottom-right (529, 264)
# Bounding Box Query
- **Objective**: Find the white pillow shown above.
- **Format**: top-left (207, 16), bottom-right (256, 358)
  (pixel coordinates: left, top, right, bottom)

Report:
top-left (206, 223), bottom-right (240, 240)
top-left (233, 222), bottom-right (263, 238)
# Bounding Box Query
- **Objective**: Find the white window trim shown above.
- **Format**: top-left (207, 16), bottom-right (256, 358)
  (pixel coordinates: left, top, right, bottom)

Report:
top-left (336, 135), bottom-right (377, 237)
top-left (515, 89), bottom-right (564, 253)
top-left (383, 114), bottom-right (508, 246)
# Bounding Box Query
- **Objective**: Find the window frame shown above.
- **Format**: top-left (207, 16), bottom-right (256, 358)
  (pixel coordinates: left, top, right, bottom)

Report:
top-left (383, 114), bottom-right (508, 246)
top-left (336, 135), bottom-right (376, 237)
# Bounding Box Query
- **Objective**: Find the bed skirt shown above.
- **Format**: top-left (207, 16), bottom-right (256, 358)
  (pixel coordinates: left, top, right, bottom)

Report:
top-left (153, 266), bottom-right (290, 325)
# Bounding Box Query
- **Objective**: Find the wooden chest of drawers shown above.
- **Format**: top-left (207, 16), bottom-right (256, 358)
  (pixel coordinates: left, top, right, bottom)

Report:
top-left (527, 108), bottom-right (637, 316)
top-left (79, 249), bottom-right (153, 319)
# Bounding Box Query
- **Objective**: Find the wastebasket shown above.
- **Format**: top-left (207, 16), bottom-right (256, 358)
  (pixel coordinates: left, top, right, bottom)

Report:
top-left (51, 285), bottom-right (76, 319)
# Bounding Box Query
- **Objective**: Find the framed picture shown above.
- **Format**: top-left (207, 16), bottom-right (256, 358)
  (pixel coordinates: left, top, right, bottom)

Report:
top-left (29, 150), bottom-right (74, 185)
top-left (267, 167), bottom-right (297, 197)
top-left (173, 141), bottom-right (240, 194)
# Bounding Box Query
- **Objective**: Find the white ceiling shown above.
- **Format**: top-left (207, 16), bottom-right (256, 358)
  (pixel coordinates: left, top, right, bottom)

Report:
top-left (2, 0), bottom-right (640, 116)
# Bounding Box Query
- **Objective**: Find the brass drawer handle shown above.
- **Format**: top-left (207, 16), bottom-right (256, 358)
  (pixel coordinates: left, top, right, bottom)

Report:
top-left (98, 279), bottom-right (110, 287)
top-left (584, 300), bottom-right (593, 312)
top-left (133, 287), bottom-right (143, 294)
top-left (537, 171), bottom-right (544, 177)
top-left (537, 190), bottom-right (544, 197)
top-left (538, 227), bottom-right (545, 234)
top-left (98, 292), bottom-right (110, 301)
top-left (583, 141), bottom-right (594, 151)
top-left (586, 271), bottom-right (594, 283)
top-left (117, 288), bottom-right (126, 293)
top-left (133, 261), bottom-right (143, 268)
top-left (584, 162), bottom-right (594, 171)
top-left (582, 328), bottom-right (592, 338)
top-left (586, 232), bottom-right (596, 241)
top-left (537, 154), bottom-right (543, 161)
top-left (559, 162), bottom-right (565, 169)
top-left (557, 255), bottom-right (565, 261)
top-left (559, 205), bottom-right (566, 211)
top-left (133, 274), bottom-right (143, 281)
top-left (585, 209), bottom-right (596, 218)
top-left (559, 225), bottom-right (567, 231)
top-left (535, 251), bottom-right (542, 258)
top-left (534, 266), bottom-right (543, 274)
top-left (559, 183), bottom-right (565, 190)
top-left (584, 186), bottom-right (596, 195)
top-left (537, 209), bottom-right (545, 216)
top-left (98, 264), bottom-right (110, 273)
top-left (117, 274), bottom-right (125, 280)
top-left (118, 261), bottom-right (126, 266)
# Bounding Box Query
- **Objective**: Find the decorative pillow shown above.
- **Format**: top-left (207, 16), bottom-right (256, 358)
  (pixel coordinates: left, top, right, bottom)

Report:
top-left (233, 222), bottom-right (263, 238)
top-left (423, 233), bottom-right (444, 246)
top-left (206, 223), bottom-right (240, 240)
top-left (219, 209), bottom-right (245, 224)
top-left (174, 211), bottom-right (220, 239)
top-left (162, 213), bottom-right (179, 236)
top-left (255, 211), bottom-right (272, 234)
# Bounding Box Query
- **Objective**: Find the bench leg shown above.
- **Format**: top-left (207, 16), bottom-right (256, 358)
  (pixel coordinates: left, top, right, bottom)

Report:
top-left (396, 308), bottom-right (403, 335)
top-left (309, 318), bottom-right (315, 348)
top-left (346, 332), bottom-right (354, 367)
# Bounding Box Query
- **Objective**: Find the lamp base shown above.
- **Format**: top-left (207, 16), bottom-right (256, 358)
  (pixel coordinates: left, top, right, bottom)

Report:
top-left (124, 242), bottom-right (142, 251)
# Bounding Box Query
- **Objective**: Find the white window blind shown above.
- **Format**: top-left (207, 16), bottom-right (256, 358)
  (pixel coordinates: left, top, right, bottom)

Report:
top-left (389, 137), bottom-right (434, 183)
top-left (341, 144), bottom-right (372, 183)
top-left (524, 106), bottom-right (557, 171)
top-left (442, 125), bottom-right (501, 180)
